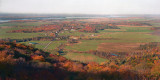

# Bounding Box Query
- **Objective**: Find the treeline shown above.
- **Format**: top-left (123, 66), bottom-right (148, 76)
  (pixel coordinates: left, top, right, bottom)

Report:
top-left (87, 50), bottom-right (126, 59)
top-left (95, 24), bottom-right (120, 30)
top-left (8, 21), bottom-right (120, 33)
top-left (114, 21), bottom-right (151, 26)
top-left (150, 27), bottom-right (160, 30)
top-left (0, 35), bottom-right (70, 43)
top-left (138, 42), bottom-right (160, 50)
top-left (79, 24), bottom-right (120, 33)
top-left (7, 25), bottom-right (62, 33)
top-left (7, 20), bottom-right (152, 34)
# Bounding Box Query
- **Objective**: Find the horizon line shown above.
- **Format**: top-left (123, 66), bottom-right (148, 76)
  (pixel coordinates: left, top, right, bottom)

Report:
top-left (1, 12), bottom-right (160, 16)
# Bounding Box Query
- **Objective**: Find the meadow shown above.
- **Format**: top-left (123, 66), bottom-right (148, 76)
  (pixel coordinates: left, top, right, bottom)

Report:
top-left (21, 40), bottom-right (67, 50)
top-left (0, 26), bottom-right (45, 39)
top-left (63, 52), bottom-right (107, 63)
top-left (65, 27), bottom-right (160, 52)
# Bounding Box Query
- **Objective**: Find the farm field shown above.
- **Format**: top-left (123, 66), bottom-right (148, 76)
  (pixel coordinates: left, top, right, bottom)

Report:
top-left (0, 26), bottom-right (45, 39)
top-left (65, 32), bottom-right (160, 52)
top-left (63, 53), bottom-right (107, 63)
top-left (1, 17), bottom-right (160, 62)
top-left (21, 40), bottom-right (67, 50)
top-left (97, 42), bottom-right (145, 53)
top-left (20, 41), bottom-right (51, 49)
top-left (0, 16), bottom-right (160, 63)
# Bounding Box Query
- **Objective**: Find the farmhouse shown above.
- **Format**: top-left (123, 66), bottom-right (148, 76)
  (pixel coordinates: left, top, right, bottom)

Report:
top-left (70, 36), bottom-right (79, 40)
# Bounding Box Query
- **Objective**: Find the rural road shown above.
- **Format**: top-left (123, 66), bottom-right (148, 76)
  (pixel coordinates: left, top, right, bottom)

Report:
top-left (44, 41), bottom-right (52, 49)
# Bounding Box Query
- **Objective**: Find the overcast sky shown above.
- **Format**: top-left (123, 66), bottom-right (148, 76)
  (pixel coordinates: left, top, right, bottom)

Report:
top-left (0, 0), bottom-right (160, 14)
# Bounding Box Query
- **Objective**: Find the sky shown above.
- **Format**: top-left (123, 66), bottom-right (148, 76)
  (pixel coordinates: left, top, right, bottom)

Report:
top-left (0, 0), bottom-right (160, 14)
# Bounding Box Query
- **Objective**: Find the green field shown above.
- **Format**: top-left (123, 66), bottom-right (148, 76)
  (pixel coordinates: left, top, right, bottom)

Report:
top-left (59, 30), bottom-right (96, 36)
top-left (47, 40), bottom-right (67, 50)
top-left (0, 27), bottom-right (45, 39)
top-left (0, 21), bottom-right (53, 39)
top-left (66, 40), bottom-right (106, 51)
top-left (120, 26), bottom-right (153, 32)
top-left (21, 40), bottom-right (67, 50)
top-left (150, 23), bottom-right (160, 27)
top-left (21, 41), bottom-right (51, 49)
top-left (63, 53), bottom-right (107, 63)
top-left (65, 27), bottom-right (160, 51)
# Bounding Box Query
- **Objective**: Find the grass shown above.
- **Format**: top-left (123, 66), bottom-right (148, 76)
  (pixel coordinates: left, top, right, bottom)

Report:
top-left (150, 23), bottom-right (160, 27)
top-left (20, 41), bottom-right (51, 49)
top-left (66, 32), bottom-right (160, 51)
top-left (102, 26), bottom-right (152, 32)
top-left (59, 31), bottom-right (91, 36)
top-left (127, 18), bottom-right (151, 22)
top-left (59, 30), bottom-right (107, 37)
top-left (63, 53), bottom-right (107, 64)
top-left (59, 26), bottom-right (160, 52)
top-left (104, 29), bottom-right (126, 32)
top-left (0, 33), bottom-right (44, 39)
top-left (99, 32), bottom-right (160, 42)
top-left (0, 21), bottom-right (55, 39)
top-left (65, 40), bottom-right (106, 51)
top-left (47, 40), bottom-right (67, 50)
top-left (0, 27), bottom-right (45, 39)
top-left (21, 40), bottom-right (67, 50)
top-left (120, 26), bottom-right (153, 32)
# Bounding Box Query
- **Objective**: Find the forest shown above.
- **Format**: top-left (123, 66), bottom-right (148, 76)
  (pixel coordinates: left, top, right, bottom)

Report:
top-left (0, 41), bottom-right (160, 80)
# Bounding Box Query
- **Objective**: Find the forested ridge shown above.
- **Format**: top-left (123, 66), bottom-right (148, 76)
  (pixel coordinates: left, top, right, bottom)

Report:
top-left (0, 41), bottom-right (160, 80)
